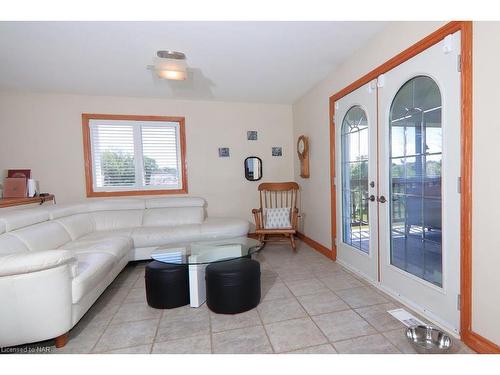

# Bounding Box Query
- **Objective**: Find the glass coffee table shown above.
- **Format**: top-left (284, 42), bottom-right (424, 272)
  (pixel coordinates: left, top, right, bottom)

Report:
top-left (151, 237), bottom-right (263, 307)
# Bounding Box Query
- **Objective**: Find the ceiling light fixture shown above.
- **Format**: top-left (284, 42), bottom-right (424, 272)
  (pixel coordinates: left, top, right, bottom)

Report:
top-left (154, 50), bottom-right (187, 81)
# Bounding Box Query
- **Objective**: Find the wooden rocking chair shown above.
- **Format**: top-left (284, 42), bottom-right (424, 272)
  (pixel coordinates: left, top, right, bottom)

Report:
top-left (252, 182), bottom-right (300, 251)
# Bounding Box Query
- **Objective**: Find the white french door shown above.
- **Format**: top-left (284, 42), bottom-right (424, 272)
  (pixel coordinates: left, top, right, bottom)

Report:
top-left (335, 81), bottom-right (378, 282)
top-left (334, 31), bottom-right (461, 334)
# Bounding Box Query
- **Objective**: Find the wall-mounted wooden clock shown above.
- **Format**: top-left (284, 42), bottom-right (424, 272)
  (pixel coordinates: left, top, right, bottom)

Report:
top-left (297, 135), bottom-right (310, 178)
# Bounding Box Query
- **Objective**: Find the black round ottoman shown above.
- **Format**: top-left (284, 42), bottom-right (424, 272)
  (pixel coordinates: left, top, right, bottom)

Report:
top-left (145, 261), bottom-right (189, 309)
top-left (205, 258), bottom-right (261, 314)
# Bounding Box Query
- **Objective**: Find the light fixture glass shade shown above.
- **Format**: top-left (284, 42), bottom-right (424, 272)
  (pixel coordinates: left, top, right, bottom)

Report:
top-left (154, 57), bottom-right (187, 81)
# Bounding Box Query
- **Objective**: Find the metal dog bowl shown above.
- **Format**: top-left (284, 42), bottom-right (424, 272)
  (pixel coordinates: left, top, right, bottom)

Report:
top-left (405, 325), bottom-right (452, 354)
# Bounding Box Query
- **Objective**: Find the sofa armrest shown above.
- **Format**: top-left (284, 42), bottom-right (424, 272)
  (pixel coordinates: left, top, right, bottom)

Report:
top-left (0, 250), bottom-right (77, 277)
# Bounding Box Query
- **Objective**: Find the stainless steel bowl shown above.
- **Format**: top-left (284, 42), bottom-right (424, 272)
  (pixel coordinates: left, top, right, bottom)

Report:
top-left (405, 325), bottom-right (452, 354)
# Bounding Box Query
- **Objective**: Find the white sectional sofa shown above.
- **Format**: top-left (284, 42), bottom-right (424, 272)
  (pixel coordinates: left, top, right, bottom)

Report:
top-left (0, 197), bottom-right (249, 348)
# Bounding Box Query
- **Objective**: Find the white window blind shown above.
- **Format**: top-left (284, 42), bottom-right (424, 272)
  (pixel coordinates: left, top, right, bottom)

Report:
top-left (89, 119), bottom-right (182, 192)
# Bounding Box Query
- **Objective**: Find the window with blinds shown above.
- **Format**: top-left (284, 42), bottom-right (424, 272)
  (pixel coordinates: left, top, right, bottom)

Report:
top-left (86, 117), bottom-right (185, 194)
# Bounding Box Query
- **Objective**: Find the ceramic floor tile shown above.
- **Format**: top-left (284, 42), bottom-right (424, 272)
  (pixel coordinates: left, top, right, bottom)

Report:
top-left (96, 286), bottom-right (131, 307)
top-left (156, 306), bottom-right (210, 341)
top-left (212, 326), bottom-right (273, 354)
top-left (156, 319), bottom-right (209, 342)
top-left (284, 278), bottom-right (329, 297)
top-left (276, 268), bottom-right (315, 282)
top-left (101, 344), bottom-right (152, 354)
top-left (123, 287), bottom-right (147, 304)
top-left (311, 263), bottom-right (345, 279)
top-left (131, 275), bottom-right (146, 289)
top-left (257, 297), bottom-right (307, 324)
top-left (319, 273), bottom-right (364, 292)
top-left (335, 286), bottom-right (389, 308)
top-left (261, 280), bottom-right (294, 301)
top-left (297, 290), bottom-right (350, 316)
top-left (93, 319), bottom-right (159, 352)
top-left (111, 268), bottom-right (141, 288)
top-left (312, 309), bottom-right (377, 342)
top-left (160, 304), bottom-right (209, 325)
top-left (265, 317), bottom-right (327, 353)
top-left (286, 344), bottom-right (337, 354)
top-left (111, 302), bottom-right (162, 324)
top-left (333, 333), bottom-right (401, 354)
top-left (79, 301), bottom-right (121, 326)
top-left (210, 309), bottom-right (262, 333)
top-left (153, 335), bottom-right (211, 354)
top-left (354, 303), bottom-right (405, 332)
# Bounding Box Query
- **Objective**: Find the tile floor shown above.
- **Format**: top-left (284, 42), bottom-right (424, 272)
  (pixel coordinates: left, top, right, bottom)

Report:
top-left (13, 240), bottom-right (475, 354)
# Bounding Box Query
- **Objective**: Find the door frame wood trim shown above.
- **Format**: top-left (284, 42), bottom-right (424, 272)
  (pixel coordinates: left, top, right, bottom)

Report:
top-left (328, 21), bottom-right (489, 352)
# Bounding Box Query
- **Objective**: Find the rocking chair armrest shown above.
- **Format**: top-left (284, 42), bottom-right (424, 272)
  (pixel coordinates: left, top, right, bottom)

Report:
top-left (291, 208), bottom-right (300, 228)
top-left (252, 208), bottom-right (264, 230)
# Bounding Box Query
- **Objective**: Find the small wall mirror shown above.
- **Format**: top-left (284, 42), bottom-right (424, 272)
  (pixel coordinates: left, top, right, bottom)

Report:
top-left (244, 156), bottom-right (263, 181)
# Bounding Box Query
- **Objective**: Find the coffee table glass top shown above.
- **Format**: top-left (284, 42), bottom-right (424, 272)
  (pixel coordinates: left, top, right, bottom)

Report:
top-left (151, 237), bottom-right (263, 265)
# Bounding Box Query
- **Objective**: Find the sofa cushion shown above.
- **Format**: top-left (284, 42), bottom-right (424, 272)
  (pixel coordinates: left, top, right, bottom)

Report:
top-left (142, 207), bottom-right (204, 227)
top-left (46, 203), bottom-right (89, 219)
top-left (91, 210), bottom-right (144, 231)
top-left (72, 252), bottom-right (116, 303)
top-left (11, 221), bottom-right (72, 251)
top-left (60, 236), bottom-right (132, 260)
top-left (145, 196), bottom-right (205, 208)
top-left (200, 217), bottom-right (250, 239)
top-left (55, 213), bottom-right (95, 240)
top-left (0, 208), bottom-right (50, 232)
top-left (87, 198), bottom-right (146, 211)
top-left (0, 233), bottom-right (30, 255)
top-left (0, 220), bottom-right (5, 235)
top-left (79, 228), bottom-right (133, 241)
top-left (131, 224), bottom-right (201, 248)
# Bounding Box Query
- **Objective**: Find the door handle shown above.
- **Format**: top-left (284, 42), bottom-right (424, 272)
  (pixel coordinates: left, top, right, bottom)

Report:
top-left (363, 195), bottom-right (376, 202)
top-left (378, 195), bottom-right (387, 203)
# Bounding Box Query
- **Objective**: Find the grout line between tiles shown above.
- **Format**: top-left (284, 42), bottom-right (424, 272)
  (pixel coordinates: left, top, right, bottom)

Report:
top-left (88, 265), bottom-right (149, 353)
top-left (149, 309), bottom-right (165, 354)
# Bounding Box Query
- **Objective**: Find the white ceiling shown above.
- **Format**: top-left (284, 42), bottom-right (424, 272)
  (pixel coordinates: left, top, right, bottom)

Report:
top-left (0, 22), bottom-right (388, 104)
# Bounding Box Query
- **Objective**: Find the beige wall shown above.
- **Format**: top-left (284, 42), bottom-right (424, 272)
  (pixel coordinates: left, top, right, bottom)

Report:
top-left (471, 21), bottom-right (500, 345)
top-left (0, 92), bottom-right (294, 223)
top-left (292, 20), bottom-right (500, 346)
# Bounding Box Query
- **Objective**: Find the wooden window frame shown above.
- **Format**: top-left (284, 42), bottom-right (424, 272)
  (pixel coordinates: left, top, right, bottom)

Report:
top-left (328, 22), bottom-right (499, 353)
top-left (82, 113), bottom-right (188, 197)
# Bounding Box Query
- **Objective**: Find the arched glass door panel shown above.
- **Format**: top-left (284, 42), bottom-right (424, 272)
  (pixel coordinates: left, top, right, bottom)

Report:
top-left (389, 76), bottom-right (443, 286)
top-left (341, 106), bottom-right (370, 253)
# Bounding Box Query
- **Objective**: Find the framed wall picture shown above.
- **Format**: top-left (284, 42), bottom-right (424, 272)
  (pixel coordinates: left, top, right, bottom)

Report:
top-left (272, 147), bottom-right (282, 157)
top-left (218, 147), bottom-right (230, 157)
top-left (247, 131), bottom-right (258, 140)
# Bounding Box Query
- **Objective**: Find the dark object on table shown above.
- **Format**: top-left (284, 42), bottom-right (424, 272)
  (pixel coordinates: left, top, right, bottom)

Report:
top-left (205, 258), bottom-right (261, 314)
top-left (145, 261), bottom-right (189, 309)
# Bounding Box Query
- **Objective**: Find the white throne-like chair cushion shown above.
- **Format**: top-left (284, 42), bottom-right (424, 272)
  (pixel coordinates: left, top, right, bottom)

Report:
top-left (264, 207), bottom-right (292, 229)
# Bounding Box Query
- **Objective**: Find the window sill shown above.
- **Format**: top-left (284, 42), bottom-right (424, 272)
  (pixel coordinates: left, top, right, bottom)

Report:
top-left (86, 188), bottom-right (188, 197)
